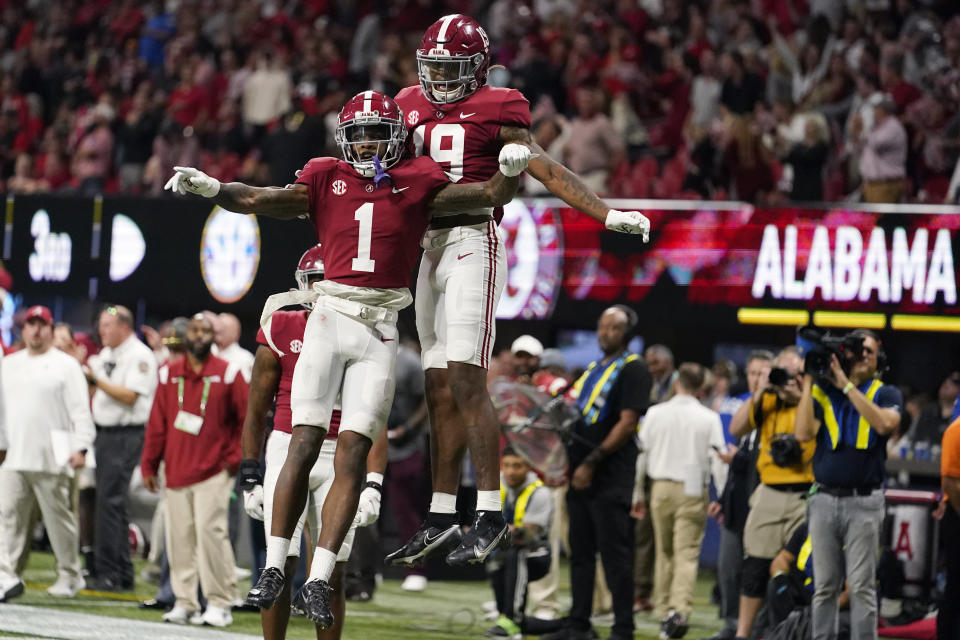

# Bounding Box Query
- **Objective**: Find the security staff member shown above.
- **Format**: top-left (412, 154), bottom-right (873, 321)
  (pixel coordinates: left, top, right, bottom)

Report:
top-left (84, 305), bottom-right (158, 590)
top-left (939, 416), bottom-right (960, 640)
top-left (795, 330), bottom-right (901, 640)
top-left (729, 347), bottom-right (815, 639)
top-left (543, 305), bottom-right (651, 640)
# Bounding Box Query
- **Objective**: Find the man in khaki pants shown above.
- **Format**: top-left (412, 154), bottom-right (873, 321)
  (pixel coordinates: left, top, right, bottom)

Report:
top-left (634, 363), bottom-right (726, 639)
top-left (141, 314), bottom-right (248, 627)
top-left (728, 347), bottom-right (813, 639)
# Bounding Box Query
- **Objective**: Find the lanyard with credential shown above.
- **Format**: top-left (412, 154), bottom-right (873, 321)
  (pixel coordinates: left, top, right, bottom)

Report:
top-left (177, 377), bottom-right (212, 417)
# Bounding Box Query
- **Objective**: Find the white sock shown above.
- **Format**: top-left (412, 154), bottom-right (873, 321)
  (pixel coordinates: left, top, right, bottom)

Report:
top-left (307, 547), bottom-right (337, 583)
top-left (429, 492), bottom-right (457, 514)
top-left (265, 536), bottom-right (292, 572)
top-left (476, 490), bottom-right (501, 513)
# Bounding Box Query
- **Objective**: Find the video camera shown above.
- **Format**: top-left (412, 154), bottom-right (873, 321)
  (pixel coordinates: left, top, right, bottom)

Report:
top-left (797, 326), bottom-right (865, 381)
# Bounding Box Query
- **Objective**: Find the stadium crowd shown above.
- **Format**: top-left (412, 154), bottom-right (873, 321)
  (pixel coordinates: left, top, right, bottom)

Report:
top-left (2, 297), bottom-right (959, 639)
top-left (0, 0), bottom-right (959, 202)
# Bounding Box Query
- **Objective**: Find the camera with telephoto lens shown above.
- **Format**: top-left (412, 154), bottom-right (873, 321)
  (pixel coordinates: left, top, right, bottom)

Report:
top-left (797, 326), bottom-right (865, 381)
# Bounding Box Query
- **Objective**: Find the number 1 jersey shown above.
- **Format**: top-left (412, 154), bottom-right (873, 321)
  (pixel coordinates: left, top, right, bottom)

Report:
top-left (294, 156), bottom-right (449, 289)
top-left (394, 85), bottom-right (532, 185)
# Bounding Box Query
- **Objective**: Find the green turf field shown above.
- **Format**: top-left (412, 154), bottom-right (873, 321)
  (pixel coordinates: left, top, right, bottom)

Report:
top-left (8, 551), bottom-right (728, 639)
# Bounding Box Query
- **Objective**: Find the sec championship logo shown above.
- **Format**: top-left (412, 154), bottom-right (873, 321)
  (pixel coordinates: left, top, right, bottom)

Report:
top-left (407, 110), bottom-right (419, 126)
top-left (289, 339), bottom-right (303, 353)
top-left (332, 180), bottom-right (347, 195)
top-left (200, 207), bottom-right (261, 303)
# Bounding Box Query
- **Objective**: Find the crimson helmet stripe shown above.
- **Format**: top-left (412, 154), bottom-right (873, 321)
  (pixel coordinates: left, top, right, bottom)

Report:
top-left (436, 14), bottom-right (460, 42)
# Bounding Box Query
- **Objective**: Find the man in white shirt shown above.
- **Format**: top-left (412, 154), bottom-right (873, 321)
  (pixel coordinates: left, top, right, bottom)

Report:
top-left (634, 363), bottom-right (727, 639)
top-left (0, 306), bottom-right (95, 600)
top-left (215, 312), bottom-right (254, 378)
top-left (84, 305), bottom-right (158, 591)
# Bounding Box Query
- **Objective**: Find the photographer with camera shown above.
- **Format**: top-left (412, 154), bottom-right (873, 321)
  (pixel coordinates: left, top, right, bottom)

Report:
top-left (728, 346), bottom-right (815, 640)
top-left (796, 329), bottom-right (901, 640)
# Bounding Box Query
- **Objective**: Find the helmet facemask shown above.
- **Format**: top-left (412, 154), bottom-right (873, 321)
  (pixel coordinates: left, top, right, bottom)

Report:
top-left (335, 119), bottom-right (406, 177)
top-left (417, 53), bottom-right (484, 104)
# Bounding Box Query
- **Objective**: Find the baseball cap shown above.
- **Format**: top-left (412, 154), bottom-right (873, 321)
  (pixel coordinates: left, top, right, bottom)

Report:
top-left (25, 305), bottom-right (53, 325)
top-left (539, 348), bottom-right (567, 370)
top-left (511, 335), bottom-right (544, 357)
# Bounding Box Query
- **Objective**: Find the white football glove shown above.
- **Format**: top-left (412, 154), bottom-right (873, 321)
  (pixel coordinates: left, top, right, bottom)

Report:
top-left (498, 143), bottom-right (533, 177)
top-left (605, 209), bottom-right (651, 242)
top-left (243, 485), bottom-right (265, 521)
top-left (353, 486), bottom-right (382, 528)
top-left (164, 166), bottom-right (221, 198)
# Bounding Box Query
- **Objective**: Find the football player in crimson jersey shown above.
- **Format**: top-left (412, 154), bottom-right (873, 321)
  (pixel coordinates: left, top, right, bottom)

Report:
top-left (388, 13), bottom-right (652, 569)
top-left (164, 90), bottom-right (532, 628)
top-left (236, 245), bottom-right (388, 640)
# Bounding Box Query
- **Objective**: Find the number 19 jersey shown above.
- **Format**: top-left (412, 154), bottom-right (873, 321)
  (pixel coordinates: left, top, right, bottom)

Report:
top-left (395, 85), bottom-right (531, 186)
top-left (294, 156), bottom-right (450, 289)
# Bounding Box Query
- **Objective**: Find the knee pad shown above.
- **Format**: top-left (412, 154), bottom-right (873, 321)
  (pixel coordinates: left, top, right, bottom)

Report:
top-left (741, 556), bottom-right (772, 598)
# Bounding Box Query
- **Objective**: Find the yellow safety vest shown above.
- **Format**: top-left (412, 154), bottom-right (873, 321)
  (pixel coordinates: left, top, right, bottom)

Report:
top-left (571, 353), bottom-right (640, 425)
top-left (810, 379), bottom-right (884, 450)
top-left (796, 535), bottom-right (813, 587)
top-left (501, 480), bottom-right (544, 528)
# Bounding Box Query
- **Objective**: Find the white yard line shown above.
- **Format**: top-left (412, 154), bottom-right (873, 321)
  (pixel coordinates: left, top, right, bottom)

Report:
top-left (0, 604), bottom-right (261, 640)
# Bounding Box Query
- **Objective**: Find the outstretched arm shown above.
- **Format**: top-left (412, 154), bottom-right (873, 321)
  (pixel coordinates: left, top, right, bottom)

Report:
top-left (165, 166), bottom-right (308, 219)
top-left (428, 143), bottom-right (529, 214)
top-left (500, 126), bottom-right (649, 238)
top-left (429, 172), bottom-right (519, 213)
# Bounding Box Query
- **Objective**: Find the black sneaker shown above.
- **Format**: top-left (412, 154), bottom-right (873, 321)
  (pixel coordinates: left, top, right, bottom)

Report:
top-left (245, 567), bottom-right (285, 609)
top-left (385, 520), bottom-right (462, 567)
top-left (445, 511), bottom-right (510, 565)
top-left (292, 579), bottom-right (335, 628)
top-left (660, 610), bottom-right (690, 639)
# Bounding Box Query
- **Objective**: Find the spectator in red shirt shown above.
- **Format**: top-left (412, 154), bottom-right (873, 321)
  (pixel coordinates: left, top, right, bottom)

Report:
top-left (880, 52), bottom-right (922, 113)
top-left (141, 313), bottom-right (249, 628)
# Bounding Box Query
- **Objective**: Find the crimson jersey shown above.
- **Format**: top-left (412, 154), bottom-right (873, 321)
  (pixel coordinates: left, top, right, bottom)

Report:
top-left (395, 85), bottom-right (532, 185)
top-left (256, 310), bottom-right (340, 439)
top-left (295, 156), bottom-right (449, 288)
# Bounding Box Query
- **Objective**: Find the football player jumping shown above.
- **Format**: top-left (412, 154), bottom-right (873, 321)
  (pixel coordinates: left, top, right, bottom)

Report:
top-left (165, 90), bottom-right (532, 628)
top-left (387, 14), bottom-right (651, 567)
top-left (237, 245), bottom-right (387, 640)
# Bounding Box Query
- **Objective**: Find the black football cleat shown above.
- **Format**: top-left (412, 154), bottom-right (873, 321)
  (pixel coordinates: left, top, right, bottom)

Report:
top-left (446, 511), bottom-right (511, 565)
top-left (245, 566), bottom-right (285, 609)
top-left (385, 521), bottom-right (462, 567)
top-left (292, 579), bottom-right (335, 628)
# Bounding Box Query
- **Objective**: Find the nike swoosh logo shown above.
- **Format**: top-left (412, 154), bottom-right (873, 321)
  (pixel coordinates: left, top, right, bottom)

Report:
top-left (457, 252), bottom-right (473, 260)
top-left (423, 530), bottom-right (450, 546)
top-left (392, 186), bottom-right (410, 193)
top-left (460, 112), bottom-right (476, 119)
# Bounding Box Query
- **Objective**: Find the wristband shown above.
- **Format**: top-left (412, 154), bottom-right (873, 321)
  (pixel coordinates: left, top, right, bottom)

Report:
top-left (238, 458), bottom-right (263, 490)
top-left (364, 481), bottom-right (383, 493)
top-left (842, 382), bottom-right (854, 395)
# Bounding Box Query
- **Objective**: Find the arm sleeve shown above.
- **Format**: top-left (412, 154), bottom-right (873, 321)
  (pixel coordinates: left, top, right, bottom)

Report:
top-left (498, 90), bottom-right (532, 129)
top-left (941, 422), bottom-right (960, 478)
top-left (141, 383), bottom-right (167, 478)
top-left (874, 384), bottom-right (903, 413)
top-left (620, 360), bottom-right (652, 415)
top-left (521, 487), bottom-right (553, 530)
top-left (294, 157), bottom-right (336, 221)
top-left (65, 359), bottom-right (96, 452)
top-left (123, 353), bottom-right (159, 397)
